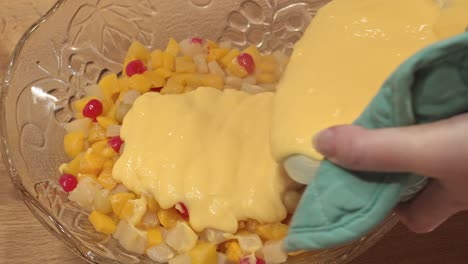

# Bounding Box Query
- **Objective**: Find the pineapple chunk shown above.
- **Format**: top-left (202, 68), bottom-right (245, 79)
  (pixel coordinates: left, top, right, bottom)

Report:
top-left (126, 41), bottom-right (150, 62)
top-left (89, 210), bottom-right (116, 235)
top-left (255, 223), bottom-right (289, 241)
top-left (63, 131), bottom-right (85, 158)
top-left (166, 222), bottom-right (198, 253)
top-left (96, 116), bottom-right (117, 129)
top-left (260, 240), bottom-right (288, 264)
top-left (150, 49), bottom-right (164, 69)
top-left (157, 208), bottom-right (184, 229)
top-left (110, 192), bottom-right (136, 217)
top-left (63, 118), bottom-right (91, 137)
top-left (93, 189), bottom-right (112, 214)
top-left (88, 123), bottom-right (107, 143)
top-left (147, 243), bottom-right (175, 263)
top-left (169, 254), bottom-right (192, 264)
top-left (189, 242), bottom-right (217, 264)
top-left (128, 74), bottom-right (152, 94)
top-left (113, 220), bottom-right (147, 254)
top-left (99, 73), bottom-right (120, 102)
top-left (140, 211), bottom-right (160, 229)
top-left (200, 228), bottom-right (229, 245)
top-left (68, 177), bottom-right (102, 209)
top-left (166, 38), bottom-right (180, 56)
top-left (237, 234), bottom-right (263, 253)
top-left (176, 57), bottom-right (197, 73)
top-left (225, 241), bottom-right (242, 263)
top-left (120, 196), bottom-right (148, 225)
top-left (147, 227), bottom-right (163, 248)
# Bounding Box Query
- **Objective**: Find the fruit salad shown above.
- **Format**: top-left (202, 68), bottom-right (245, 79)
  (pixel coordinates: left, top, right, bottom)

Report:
top-left (58, 38), bottom-right (300, 264)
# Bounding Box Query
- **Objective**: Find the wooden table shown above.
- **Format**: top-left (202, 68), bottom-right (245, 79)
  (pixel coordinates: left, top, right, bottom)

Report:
top-left (1, 1), bottom-right (467, 263)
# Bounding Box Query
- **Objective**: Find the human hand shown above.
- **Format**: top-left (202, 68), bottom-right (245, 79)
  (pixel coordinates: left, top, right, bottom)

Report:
top-left (312, 113), bottom-right (468, 233)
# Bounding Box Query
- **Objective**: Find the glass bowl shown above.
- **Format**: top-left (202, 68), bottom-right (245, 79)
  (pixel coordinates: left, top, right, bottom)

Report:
top-left (0, 0), bottom-right (399, 263)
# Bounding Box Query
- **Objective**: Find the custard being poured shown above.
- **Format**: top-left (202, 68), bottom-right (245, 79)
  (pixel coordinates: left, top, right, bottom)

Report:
top-left (113, 0), bottom-right (467, 233)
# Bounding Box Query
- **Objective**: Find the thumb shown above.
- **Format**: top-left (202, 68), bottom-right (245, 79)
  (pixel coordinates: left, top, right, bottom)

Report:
top-left (312, 114), bottom-right (468, 178)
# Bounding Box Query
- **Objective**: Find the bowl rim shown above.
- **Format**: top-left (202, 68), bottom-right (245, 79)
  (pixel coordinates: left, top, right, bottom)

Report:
top-left (0, 0), bottom-right (99, 263)
top-left (0, 1), bottom-right (399, 263)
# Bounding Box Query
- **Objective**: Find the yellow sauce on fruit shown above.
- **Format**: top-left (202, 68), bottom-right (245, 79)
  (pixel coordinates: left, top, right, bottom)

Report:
top-left (113, 88), bottom-right (286, 233)
top-left (114, 0), bottom-right (468, 232)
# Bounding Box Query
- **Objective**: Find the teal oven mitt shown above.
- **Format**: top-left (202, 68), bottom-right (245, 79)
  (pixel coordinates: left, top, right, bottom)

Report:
top-left (284, 32), bottom-right (468, 251)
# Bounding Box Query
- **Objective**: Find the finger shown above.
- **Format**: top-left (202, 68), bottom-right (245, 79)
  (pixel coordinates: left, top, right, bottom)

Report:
top-left (312, 114), bottom-right (468, 178)
top-left (396, 180), bottom-right (460, 233)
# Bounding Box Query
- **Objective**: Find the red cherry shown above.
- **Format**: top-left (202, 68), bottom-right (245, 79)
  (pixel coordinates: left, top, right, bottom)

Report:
top-left (126, 60), bottom-right (147, 77)
top-left (108, 136), bottom-right (124, 153)
top-left (256, 258), bottom-right (266, 264)
top-left (150, 87), bottom-right (163, 93)
top-left (175, 202), bottom-right (189, 220)
top-left (82, 99), bottom-right (103, 120)
top-left (59, 174), bottom-right (78, 192)
top-left (237, 53), bottom-right (256, 74)
top-left (191, 37), bottom-right (203, 44)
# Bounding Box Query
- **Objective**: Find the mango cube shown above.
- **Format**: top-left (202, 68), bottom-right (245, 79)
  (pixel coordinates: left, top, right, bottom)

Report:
top-left (207, 48), bottom-right (229, 62)
top-left (221, 49), bottom-right (240, 68)
top-left (200, 74), bottom-right (224, 89)
top-left (163, 52), bottom-right (176, 71)
top-left (157, 208), bottom-right (184, 229)
top-left (89, 210), bottom-right (116, 235)
top-left (189, 242), bottom-right (217, 264)
top-left (98, 167), bottom-right (118, 190)
top-left (225, 241), bottom-right (242, 263)
top-left (88, 123), bottom-right (107, 143)
top-left (155, 68), bottom-right (173, 79)
top-left (79, 150), bottom-right (106, 175)
top-left (143, 71), bottom-right (166, 88)
top-left (255, 223), bottom-right (288, 241)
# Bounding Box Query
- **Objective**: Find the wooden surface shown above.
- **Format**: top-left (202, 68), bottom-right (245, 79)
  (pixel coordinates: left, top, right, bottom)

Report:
top-left (1, 1), bottom-right (468, 264)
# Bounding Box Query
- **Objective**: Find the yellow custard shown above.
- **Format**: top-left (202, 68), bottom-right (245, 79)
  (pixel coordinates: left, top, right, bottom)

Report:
top-left (271, 0), bottom-right (445, 161)
top-left (114, 0), bottom-right (467, 233)
top-left (113, 88), bottom-right (287, 233)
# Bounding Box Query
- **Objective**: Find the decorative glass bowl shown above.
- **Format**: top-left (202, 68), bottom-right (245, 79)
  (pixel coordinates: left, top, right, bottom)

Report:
top-left (0, 0), bottom-right (398, 263)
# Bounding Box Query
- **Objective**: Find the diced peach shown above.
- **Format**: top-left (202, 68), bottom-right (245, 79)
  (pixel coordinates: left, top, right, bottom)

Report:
top-left (207, 48), bottom-right (230, 62)
top-left (88, 123), bottom-right (107, 143)
top-left (200, 74), bottom-right (224, 89)
top-left (255, 223), bottom-right (289, 241)
top-left (163, 52), bottom-right (175, 71)
top-left (256, 73), bottom-right (277, 84)
top-left (118, 77), bottom-right (131, 92)
top-left (110, 192), bottom-right (136, 217)
top-left (189, 242), bottom-right (217, 264)
top-left (225, 241), bottom-right (242, 263)
top-left (147, 228), bottom-right (163, 248)
top-left (227, 60), bottom-right (248, 78)
top-left (63, 131), bottom-right (85, 158)
top-left (89, 210), bottom-right (116, 235)
top-left (126, 41), bottom-right (150, 63)
top-left (155, 68), bottom-right (173, 79)
top-left (98, 167), bottom-right (118, 190)
top-left (63, 153), bottom-right (83, 176)
top-left (157, 208), bottom-right (184, 229)
top-left (221, 49), bottom-right (240, 68)
top-left (150, 49), bottom-right (164, 69)
top-left (166, 38), bottom-right (180, 56)
top-left (128, 74), bottom-right (152, 93)
top-left (96, 116), bottom-right (117, 129)
top-left (79, 150), bottom-right (106, 175)
top-left (143, 71), bottom-right (166, 88)
top-left (99, 73), bottom-right (120, 102)
top-left (175, 57), bottom-right (197, 73)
